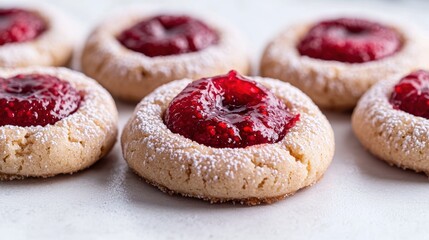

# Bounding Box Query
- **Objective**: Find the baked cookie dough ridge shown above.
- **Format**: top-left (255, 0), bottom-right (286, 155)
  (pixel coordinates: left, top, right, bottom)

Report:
top-left (260, 20), bottom-right (429, 109)
top-left (0, 6), bottom-right (78, 67)
top-left (122, 77), bottom-right (334, 200)
top-left (352, 78), bottom-right (429, 175)
top-left (81, 10), bottom-right (250, 101)
top-left (133, 168), bottom-right (324, 205)
top-left (83, 10), bottom-right (248, 76)
top-left (0, 67), bottom-right (118, 179)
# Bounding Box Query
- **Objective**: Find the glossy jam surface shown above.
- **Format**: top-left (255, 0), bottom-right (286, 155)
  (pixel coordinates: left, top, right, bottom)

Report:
top-left (164, 70), bottom-right (300, 148)
top-left (297, 18), bottom-right (402, 63)
top-left (390, 70), bottom-right (429, 119)
top-left (0, 8), bottom-right (47, 46)
top-left (117, 14), bottom-right (218, 57)
top-left (0, 74), bottom-right (82, 127)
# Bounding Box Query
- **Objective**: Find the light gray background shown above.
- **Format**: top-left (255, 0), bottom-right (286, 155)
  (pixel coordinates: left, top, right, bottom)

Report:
top-left (1, 0), bottom-right (429, 239)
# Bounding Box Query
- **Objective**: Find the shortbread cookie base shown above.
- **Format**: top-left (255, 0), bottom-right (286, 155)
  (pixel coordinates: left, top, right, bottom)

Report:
top-left (134, 169), bottom-right (325, 205)
top-left (0, 67), bottom-right (118, 179)
top-left (122, 76), bottom-right (335, 204)
top-left (352, 77), bottom-right (429, 175)
top-left (0, 166), bottom-right (88, 181)
top-left (260, 20), bottom-right (429, 110)
top-left (0, 6), bottom-right (78, 68)
top-left (81, 10), bottom-right (250, 102)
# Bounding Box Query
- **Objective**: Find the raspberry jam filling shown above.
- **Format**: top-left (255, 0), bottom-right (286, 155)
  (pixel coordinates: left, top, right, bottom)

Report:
top-left (0, 8), bottom-right (47, 45)
top-left (164, 70), bottom-right (300, 148)
top-left (117, 14), bottom-right (218, 57)
top-left (390, 70), bottom-right (429, 119)
top-left (0, 74), bottom-right (82, 127)
top-left (297, 18), bottom-right (402, 63)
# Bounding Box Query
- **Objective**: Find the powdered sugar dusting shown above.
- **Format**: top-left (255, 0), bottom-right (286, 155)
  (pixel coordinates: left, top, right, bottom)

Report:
top-left (122, 75), bottom-right (334, 196)
top-left (354, 78), bottom-right (429, 156)
top-left (261, 19), bottom-right (429, 108)
top-left (0, 67), bottom-right (118, 177)
top-left (81, 8), bottom-right (248, 80)
top-left (0, 5), bottom-right (79, 68)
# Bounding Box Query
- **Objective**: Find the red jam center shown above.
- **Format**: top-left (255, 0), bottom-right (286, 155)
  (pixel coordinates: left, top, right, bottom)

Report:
top-left (164, 70), bottom-right (300, 148)
top-left (390, 70), bottom-right (429, 119)
top-left (0, 8), bottom-right (47, 45)
top-left (117, 14), bottom-right (218, 57)
top-left (0, 74), bottom-right (82, 127)
top-left (297, 18), bottom-right (402, 63)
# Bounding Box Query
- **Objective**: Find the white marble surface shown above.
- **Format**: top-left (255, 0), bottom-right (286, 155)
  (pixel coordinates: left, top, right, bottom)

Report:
top-left (1, 0), bottom-right (429, 239)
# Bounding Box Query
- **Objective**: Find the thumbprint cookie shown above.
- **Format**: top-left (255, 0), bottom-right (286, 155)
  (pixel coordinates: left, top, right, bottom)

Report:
top-left (81, 11), bottom-right (250, 102)
top-left (121, 70), bottom-right (334, 205)
top-left (352, 70), bottom-right (429, 175)
top-left (260, 17), bottom-right (429, 110)
top-left (0, 67), bottom-right (118, 180)
top-left (0, 7), bottom-right (77, 68)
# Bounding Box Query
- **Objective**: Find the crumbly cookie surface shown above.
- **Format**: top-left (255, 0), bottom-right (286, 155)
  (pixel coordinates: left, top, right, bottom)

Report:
top-left (260, 20), bottom-right (429, 110)
top-left (121, 76), bottom-right (335, 205)
top-left (0, 6), bottom-right (78, 68)
top-left (81, 10), bottom-right (250, 102)
top-left (0, 67), bottom-right (118, 180)
top-left (352, 77), bottom-right (429, 175)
